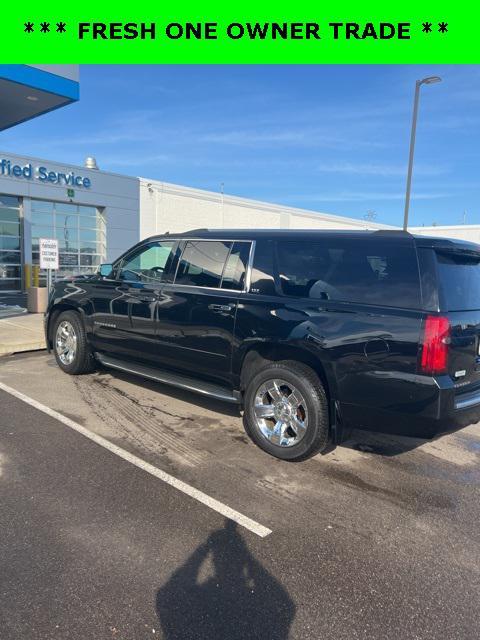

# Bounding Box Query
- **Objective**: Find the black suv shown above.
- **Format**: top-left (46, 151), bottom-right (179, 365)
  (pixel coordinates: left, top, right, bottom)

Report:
top-left (45, 229), bottom-right (480, 461)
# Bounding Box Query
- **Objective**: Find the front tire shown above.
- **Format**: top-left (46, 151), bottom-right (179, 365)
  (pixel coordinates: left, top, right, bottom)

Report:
top-left (53, 311), bottom-right (96, 375)
top-left (243, 360), bottom-right (330, 461)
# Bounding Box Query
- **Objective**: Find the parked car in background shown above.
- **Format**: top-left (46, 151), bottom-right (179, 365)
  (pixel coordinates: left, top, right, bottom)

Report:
top-left (45, 229), bottom-right (480, 460)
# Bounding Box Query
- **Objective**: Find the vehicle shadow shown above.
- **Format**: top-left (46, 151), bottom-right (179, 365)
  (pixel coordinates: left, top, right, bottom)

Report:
top-left (156, 519), bottom-right (296, 640)
top-left (337, 428), bottom-right (431, 456)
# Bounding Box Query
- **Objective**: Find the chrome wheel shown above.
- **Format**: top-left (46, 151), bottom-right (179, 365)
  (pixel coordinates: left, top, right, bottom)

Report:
top-left (55, 320), bottom-right (77, 365)
top-left (253, 379), bottom-right (308, 447)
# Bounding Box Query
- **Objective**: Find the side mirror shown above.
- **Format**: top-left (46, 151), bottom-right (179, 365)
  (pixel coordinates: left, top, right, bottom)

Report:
top-left (98, 263), bottom-right (114, 278)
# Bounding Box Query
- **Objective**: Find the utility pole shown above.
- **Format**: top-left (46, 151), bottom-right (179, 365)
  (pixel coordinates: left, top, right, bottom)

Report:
top-left (403, 76), bottom-right (442, 231)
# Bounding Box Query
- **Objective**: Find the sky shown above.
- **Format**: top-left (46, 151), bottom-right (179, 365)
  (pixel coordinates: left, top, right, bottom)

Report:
top-left (1, 64), bottom-right (480, 228)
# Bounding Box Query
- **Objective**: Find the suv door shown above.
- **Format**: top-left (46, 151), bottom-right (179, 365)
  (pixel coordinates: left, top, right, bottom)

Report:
top-left (115, 240), bottom-right (178, 363)
top-left (91, 239), bottom-right (178, 362)
top-left (155, 239), bottom-right (252, 383)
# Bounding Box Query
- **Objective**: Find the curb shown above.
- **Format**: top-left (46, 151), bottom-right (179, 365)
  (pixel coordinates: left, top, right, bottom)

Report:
top-left (0, 343), bottom-right (46, 356)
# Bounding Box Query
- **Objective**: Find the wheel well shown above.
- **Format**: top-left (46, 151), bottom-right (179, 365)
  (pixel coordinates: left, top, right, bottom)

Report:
top-left (47, 304), bottom-right (81, 348)
top-left (239, 343), bottom-right (330, 399)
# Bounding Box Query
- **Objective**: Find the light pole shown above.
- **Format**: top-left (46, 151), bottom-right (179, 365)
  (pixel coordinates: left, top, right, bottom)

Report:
top-left (403, 76), bottom-right (442, 231)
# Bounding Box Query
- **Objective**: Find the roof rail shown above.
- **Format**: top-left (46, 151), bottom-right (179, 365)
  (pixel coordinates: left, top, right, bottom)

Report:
top-left (372, 229), bottom-right (412, 235)
top-left (175, 228), bottom-right (210, 235)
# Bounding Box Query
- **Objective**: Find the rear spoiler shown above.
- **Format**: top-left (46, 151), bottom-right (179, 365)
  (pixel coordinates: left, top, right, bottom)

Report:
top-left (414, 237), bottom-right (480, 258)
top-left (434, 247), bottom-right (480, 260)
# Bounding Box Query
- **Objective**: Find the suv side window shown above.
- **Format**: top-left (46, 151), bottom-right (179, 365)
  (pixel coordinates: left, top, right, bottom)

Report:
top-left (175, 240), bottom-right (232, 288)
top-left (221, 241), bottom-right (251, 291)
top-left (249, 239), bottom-right (276, 295)
top-left (276, 239), bottom-right (421, 309)
top-left (118, 241), bottom-right (176, 285)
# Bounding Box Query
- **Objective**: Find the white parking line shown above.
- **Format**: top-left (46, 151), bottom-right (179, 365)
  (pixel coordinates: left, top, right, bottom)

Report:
top-left (0, 381), bottom-right (272, 538)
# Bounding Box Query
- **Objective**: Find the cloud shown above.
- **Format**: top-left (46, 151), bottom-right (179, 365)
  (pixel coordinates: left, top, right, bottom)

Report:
top-left (101, 153), bottom-right (171, 168)
top-left (289, 191), bottom-right (451, 203)
top-left (200, 129), bottom-right (338, 146)
top-left (199, 128), bottom-right (386, 149)
top-left (317, 162), bottom-right (449, 177)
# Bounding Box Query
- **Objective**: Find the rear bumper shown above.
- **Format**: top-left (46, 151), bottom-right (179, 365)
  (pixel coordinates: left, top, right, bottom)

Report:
top-left (454, 386), bottom-right (480, 411)
top-left (341, 373), bottom-right (480, 439)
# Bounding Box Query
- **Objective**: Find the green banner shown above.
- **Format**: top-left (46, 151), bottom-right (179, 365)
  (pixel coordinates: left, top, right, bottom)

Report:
top-left (3, 1), bottom-right (467, 63)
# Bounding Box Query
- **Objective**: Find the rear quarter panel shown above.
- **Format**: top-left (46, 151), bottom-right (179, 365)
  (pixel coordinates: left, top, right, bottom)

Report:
top-left (234, 295), bottom-right (430, 428)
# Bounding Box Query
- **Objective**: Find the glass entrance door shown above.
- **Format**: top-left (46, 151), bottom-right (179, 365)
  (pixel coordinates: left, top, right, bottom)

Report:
top-left (31, 200), bottom-right (106, 285)
top-left (0, 195), bottom-right (22, 291)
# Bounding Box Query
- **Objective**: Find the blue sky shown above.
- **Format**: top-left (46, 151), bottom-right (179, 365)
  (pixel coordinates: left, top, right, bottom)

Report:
top-left (1, 64), bottom-right (480, 227)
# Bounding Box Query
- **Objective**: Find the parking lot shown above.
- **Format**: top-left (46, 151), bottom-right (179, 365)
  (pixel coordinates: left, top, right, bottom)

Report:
top-left (1, 351), bottom-right (480, 639)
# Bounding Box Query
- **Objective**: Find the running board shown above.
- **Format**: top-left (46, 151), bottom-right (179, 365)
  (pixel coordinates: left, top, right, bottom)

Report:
top-left (95, 353), bottom-right (240, 404)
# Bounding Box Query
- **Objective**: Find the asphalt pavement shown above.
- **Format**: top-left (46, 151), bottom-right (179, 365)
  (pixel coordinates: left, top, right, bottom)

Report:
top-left (1, 352), bottom-right (480, 639)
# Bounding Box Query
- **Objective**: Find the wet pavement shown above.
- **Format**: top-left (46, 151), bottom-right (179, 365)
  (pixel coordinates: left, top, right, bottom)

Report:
top-left (1, 351), bottom-right (479, 639)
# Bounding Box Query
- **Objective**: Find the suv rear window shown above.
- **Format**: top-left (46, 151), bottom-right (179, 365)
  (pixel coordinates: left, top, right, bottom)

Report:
top-left (436, 250), bottom-right (480, 311)
top-left (277, 239), bottom-right (421, 309)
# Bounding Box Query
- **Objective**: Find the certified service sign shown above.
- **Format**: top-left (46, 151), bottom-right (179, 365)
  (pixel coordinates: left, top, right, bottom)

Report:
top-left (39, 238), bottom-right (59, 270)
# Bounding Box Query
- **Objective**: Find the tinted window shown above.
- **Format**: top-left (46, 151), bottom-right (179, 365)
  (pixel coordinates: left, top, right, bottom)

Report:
top-left (277, 239), bottom-right (421, 308)
top-left (249, 239), bottom-right (276, 295)
top-left (221, 242), bottom-right (251, 291)
top-left (175, 241), bottom-right (231, 288)
top-left (436, 251), bottom-right (480, 311)
top-left (119, 241), bottom-right (176, 284)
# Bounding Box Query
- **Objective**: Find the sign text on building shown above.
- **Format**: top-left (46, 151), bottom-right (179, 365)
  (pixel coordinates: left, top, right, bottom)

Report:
top-left (0, 159), bottom-right (91, 188)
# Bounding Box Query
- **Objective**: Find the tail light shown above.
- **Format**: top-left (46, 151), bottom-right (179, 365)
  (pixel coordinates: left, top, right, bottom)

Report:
top-left (419, 315), bottom-right (450, 375)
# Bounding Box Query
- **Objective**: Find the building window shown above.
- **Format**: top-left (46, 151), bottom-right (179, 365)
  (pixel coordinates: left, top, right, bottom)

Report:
top-left (0, 195), bottom-right (21, 290)
top-left (30, 200), bottom-right (106, 285)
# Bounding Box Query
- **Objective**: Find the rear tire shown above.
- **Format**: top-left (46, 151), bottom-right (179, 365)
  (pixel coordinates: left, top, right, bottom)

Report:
top-left (243, 360), bottom-right (330, 461)
top-left (53, 311), bottom-right (96, 375)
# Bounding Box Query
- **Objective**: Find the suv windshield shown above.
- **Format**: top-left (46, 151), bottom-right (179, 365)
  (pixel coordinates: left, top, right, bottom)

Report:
top-left (436, 250), bottom-right (480, 311)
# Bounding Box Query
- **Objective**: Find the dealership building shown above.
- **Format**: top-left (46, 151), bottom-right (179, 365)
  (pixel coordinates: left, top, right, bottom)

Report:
top-left (0, 151), bottom-right (139, 289)
top-left (0, 65), bottom-right (478, 292)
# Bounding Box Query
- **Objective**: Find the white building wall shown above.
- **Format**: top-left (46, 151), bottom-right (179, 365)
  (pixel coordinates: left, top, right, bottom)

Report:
top-left (139, 179), bottom-right (394, 239)
top-left (410, 225), bottom-right (480, 245)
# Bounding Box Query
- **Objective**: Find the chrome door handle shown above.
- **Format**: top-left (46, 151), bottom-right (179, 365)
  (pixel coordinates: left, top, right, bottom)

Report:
top-left (138, 295), bottom-right (157, 303)
top-left (208, 303), bottom-right (233, 312)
